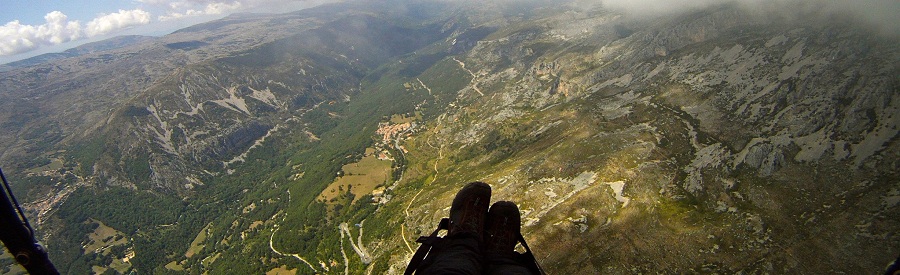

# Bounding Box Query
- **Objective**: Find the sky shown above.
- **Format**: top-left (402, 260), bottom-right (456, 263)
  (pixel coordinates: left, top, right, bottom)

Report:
top-left (0, 0), bottom-right (331, 64)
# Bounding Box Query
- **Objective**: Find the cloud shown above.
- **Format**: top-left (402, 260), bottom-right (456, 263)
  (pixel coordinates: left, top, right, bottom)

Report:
top-left (598, 0), bottom-right (900, 35)
top-left (1, 12), bottom-right (81, 56)
top-left (0, 0), bottom-right (318, 56)
top-left (153, 0), bottom-right (318, 21)
top-left (156, 0), bottom-right (317, 22)
top-left (599, 0), bottom-right (723, 18)
top-left (157, 1), bottom-right (245, 21)
top-left (802, 0), bottom-right (900, 35)
top-left (86, 9), bottom-right (152, 37)
top-left (0, 9), bottom-right (151, 56)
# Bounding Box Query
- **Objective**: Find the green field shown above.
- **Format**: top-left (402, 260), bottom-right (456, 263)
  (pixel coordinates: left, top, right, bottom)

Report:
top-left (318, 148), bottom-right (392, 205)
top-left (185, 223), bottom-right (211, 258)
top-left (266, 265), bottom-right (296, 275)
top-left (164, 260), bottom-right (185, 271)
top-left (83, 219), bottom-right (127, 255)
top-left (0, 250), bottom-right (25, 275)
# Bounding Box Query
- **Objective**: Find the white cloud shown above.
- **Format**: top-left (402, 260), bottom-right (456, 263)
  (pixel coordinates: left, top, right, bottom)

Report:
top-left (158, 1), bottom-right (245, 21)
top-left (1, 12), bottom-right (82, 56)
top-left (600, 0), bottom-right (723, 17)
top-left (0, 9), bottom-right (151, 56)
top-left (204, 2), bottom-right (244, 14)
top-left (155, 0), bottom-right (310, 21)
top-left (85, 9), bottom-right (152, 37)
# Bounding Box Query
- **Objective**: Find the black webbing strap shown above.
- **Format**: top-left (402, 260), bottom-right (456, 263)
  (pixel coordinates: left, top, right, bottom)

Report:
top-left (518, 234), bottom-right (546, 275)
top-left (0, 167), bottom-right (59, 274)
top-left (404, 218), bottom-right (449, 275)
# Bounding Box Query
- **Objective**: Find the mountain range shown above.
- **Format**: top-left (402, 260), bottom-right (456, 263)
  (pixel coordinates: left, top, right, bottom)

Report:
top-left (0, 0), bottom-right (897, 274)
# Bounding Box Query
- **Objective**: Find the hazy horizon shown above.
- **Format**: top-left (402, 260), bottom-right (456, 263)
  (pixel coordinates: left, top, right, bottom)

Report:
top-left (3, 0), bottom-right (897, 65)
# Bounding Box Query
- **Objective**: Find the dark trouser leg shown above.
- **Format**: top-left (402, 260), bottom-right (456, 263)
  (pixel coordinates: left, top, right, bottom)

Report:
top-left (485, 251), bottom-right (534, 275)
top-left (417, 235), bottom-right (483, 275)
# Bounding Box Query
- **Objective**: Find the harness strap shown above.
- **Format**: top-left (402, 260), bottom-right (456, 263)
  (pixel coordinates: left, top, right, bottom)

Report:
top-left (404, 218), bottom-right (545, 275)
top-left (0, 168), bottom-right (32, 237)
top-left (0, 168), bottom-right (59, 274)
top-left (518, 234), bottom-right (546, 275)
top-left (404, 218), bottom-right (449, 275)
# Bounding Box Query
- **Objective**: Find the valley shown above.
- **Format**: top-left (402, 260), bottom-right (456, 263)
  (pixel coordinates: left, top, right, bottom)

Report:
top-left (0, 0), bottom-right (897, 274)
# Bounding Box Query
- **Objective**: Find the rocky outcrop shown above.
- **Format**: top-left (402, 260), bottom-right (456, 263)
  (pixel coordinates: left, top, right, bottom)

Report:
top-left (378, 2), bottom-right (898, 274)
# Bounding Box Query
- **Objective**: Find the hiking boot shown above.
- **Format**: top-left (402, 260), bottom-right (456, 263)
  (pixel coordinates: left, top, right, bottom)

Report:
top-left (485, 201), bottom-right (521, 254)
top-left (448, 181), bottom-right (491, 241)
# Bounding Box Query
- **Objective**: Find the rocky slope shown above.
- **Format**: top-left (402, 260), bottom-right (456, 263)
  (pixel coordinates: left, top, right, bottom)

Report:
top-left (0, 0), bottom-right (896, 274)
top-left (365, 2), bottom-right (899, 274)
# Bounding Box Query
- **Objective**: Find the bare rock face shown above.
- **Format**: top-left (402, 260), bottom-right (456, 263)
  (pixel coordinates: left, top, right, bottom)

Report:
top-left (374, 3), bottom-right (898, 274)
top-left (0, 1), bottom-right (896, 274)
top-left (0, 8), bottom-right (450, 195)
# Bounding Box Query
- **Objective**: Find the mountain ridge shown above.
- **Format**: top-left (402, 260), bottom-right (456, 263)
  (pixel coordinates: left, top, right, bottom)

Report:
top-left (0, 35), bottom-right (157, 72)
top-left (0, 0), bottom-right (897, 274)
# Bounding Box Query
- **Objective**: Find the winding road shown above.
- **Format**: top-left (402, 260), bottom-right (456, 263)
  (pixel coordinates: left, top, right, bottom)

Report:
top-left (400, 111), bottom-right (447, 253)
top-left (267, 190), bottom-right (319, 273)
top-left (453, 57), bottom-right (484, 96)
